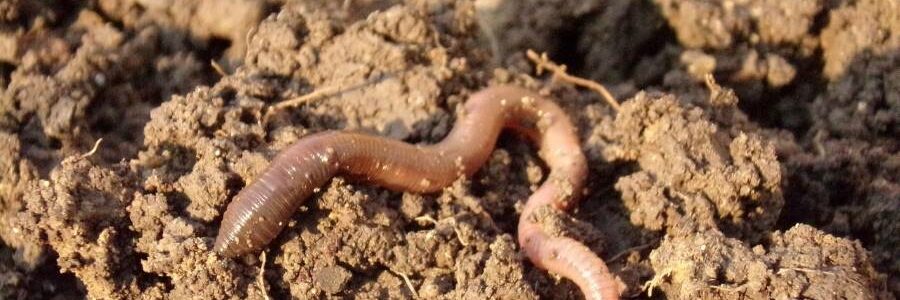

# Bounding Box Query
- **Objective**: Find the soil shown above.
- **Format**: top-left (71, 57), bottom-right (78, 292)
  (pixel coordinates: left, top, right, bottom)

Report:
top-left (0, 0), bottom-right (896, 299)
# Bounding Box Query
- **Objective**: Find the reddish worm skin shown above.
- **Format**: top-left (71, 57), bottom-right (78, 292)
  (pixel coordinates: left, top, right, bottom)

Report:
top-left (214, 85), bottom-right (620, 300)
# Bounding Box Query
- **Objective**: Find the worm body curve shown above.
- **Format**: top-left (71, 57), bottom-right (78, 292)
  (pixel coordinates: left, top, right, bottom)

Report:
top-left (214, 85), bottom-right (620, 299)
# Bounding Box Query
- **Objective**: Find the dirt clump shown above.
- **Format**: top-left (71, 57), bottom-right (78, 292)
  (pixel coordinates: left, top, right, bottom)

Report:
top-left (780, 138), bottom-right (899, 295)
top-left (17, 157), bottom-right (157, 299)
top-left (648, 224), bottom-right (887, 299)
top-left (601, 92), bottom-right (783, 242)
top-left (820, 0), bottom-right (900, 80)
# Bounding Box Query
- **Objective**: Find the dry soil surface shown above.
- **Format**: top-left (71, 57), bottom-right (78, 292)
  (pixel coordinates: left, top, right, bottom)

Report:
top-left (0, 0), bottom-right (896, 299)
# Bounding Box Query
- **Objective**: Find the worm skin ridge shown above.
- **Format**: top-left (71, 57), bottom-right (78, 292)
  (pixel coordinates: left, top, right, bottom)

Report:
top-left (214, 85), bottom-right (620, 300)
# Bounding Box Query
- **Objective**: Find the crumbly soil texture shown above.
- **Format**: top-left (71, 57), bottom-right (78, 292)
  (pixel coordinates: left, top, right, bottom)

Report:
top-left (0, 0), bottom-right (896, 299)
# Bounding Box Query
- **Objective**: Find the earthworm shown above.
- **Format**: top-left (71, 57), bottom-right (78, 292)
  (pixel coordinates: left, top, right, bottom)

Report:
top-left (214, 85), bottom-right (620, 300)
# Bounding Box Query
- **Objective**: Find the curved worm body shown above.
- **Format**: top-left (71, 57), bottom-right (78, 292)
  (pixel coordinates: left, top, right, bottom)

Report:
top-left (214, 85), bottom-right (620, 299)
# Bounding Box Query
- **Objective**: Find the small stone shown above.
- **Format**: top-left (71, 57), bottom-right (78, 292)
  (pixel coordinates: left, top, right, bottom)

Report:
top-left (314, 265), bottom-right (352, 295)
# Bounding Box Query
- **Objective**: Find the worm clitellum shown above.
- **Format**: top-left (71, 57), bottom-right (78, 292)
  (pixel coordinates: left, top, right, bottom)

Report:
top-left (214, 85), bottom-right (620, 300)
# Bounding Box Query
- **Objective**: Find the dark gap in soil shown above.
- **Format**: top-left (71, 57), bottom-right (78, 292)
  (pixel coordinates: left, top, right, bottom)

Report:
top-left (91, 3), bottom-right (128, 34)
top-left (232, 130), bottom-right (265, 151)
top-left (90, 118), bottom-right (120, 137)
top-left (371, 185), bottom-right (402, 215)
top-left (262, 2), bottom-right (280, 19)
top-left (841, 214), bottom-right (881, 250)
top-left (578, 157), bottom-right (664, 277)
top-left (823, 176), bottom-right (859, 208)
top-left (734, 85), bottom-right (796, 132)
top-left (198, 37), bottom-right (232, 71)
top-left (47, 135), bottom-right (61, 149)
top-left (593, 160), bottom-right (640, 191)
top-left (771, 51), bottom-right (893, 235)
top-left (164, 191), bottom-right (192, 219)
top-left (44, 0), bottom-right (88, 28)
top-left (224, 173), bottom-right (246, 199)
top-left (266, 255), bottom-right (292, 299)
top-left (778, 171), bottom-right (860, 231)
top-left (0, 61), bottom-right (13, 88)
top-left (776, 196), bottom-right (827, 231)
top-left (86, 96), bottom-right (127, 135)
top-left (218, 86), bottom-right (238, 103)
top-left (31, 249), bottom-right (86, 299)
top-left (112, 224), bottom-right (163, 294)
top-left (628, 20), bottom-right (679, 88)
top-left (135, 251), bottom-right (173, 292)
top-left (551, 17), bottom-right (588, 75)
top-left (240, 109), bottom-right (258, 125)
top-left (611, 0), bottom-right (677, 87)
top-left (585, 158), bottom-right (634, 191)
top-left (633, 0), bottom-right (675, 55)
top-left (206, 37), bottom-right (233, 60)
top-left (160, 142), bottom-right (198, 177)
top-left (808, 2), bottom-right (834, 36)
top-left (629, 30), bottom-right (676, 73)
top-left (735, 52), bottom-right (824, 136)
top-left (400, 215), bottom-right (422, 233)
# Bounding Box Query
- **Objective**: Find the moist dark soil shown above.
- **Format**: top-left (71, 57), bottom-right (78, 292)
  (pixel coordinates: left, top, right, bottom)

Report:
top-left (0, 0), bottom-right (896, 299)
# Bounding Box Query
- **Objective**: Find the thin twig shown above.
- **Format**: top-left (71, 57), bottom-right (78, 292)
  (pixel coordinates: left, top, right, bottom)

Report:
top-left (526, 49), bottom-right (621, 111)
top-left (272, 84), bottom-right (345, 111)
top-left (258, 251), bottom-right (270, 300)
top-left (710, 284), bottom-right (748, 294)
top-left (391, 270), bottom-right (419, 299)
top-left (261, 84), bottom-right (345, 126)
top-left (210, 60), bottom-right (227, 77)
top-left (414, 215), bottom-right (470, 246)
top-left (81, 138), bottom-right (104, 158)
top-left (414, 215), bottom-right (439, 224)
top-left (607, 242), bottom-right (655, 263)
top-left (779, 267), bottom-right (836, 276)
top-left (264, 74), bottom-right (396, 126)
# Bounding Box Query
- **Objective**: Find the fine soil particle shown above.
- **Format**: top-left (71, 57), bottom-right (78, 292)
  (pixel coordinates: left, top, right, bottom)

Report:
top-left (0, 0), bottom-right (896, 299)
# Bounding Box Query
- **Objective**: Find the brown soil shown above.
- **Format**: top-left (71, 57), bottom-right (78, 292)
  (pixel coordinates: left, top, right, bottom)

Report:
top-left (0, 0), bottom-right (896, 299)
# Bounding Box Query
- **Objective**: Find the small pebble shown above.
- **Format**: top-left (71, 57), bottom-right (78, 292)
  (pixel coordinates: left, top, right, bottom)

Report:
top-left (314, 265), bottom-right (352, 295)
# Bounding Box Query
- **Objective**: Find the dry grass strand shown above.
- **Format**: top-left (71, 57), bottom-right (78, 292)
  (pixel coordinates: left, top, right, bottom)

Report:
top-left (526, 49), bottom-right (621, 111)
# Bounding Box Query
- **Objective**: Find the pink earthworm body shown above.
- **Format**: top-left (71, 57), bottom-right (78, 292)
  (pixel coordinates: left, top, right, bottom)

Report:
top-left (214, 85), bottom-right (620, 300)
